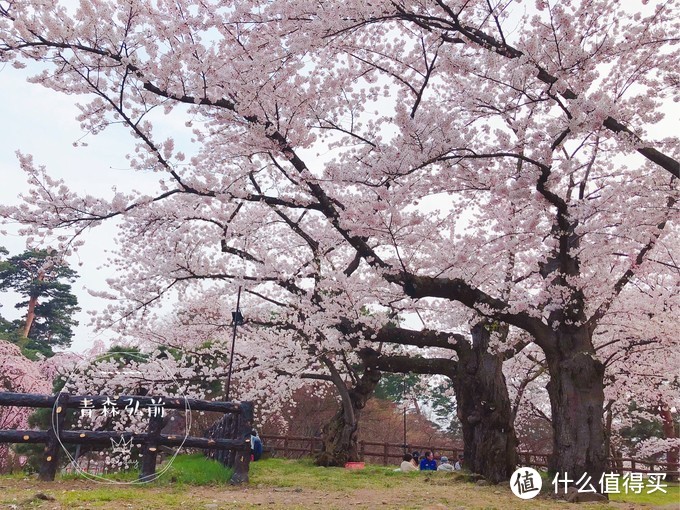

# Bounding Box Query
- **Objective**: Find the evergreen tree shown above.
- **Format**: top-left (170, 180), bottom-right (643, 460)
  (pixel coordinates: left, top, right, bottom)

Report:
top-left (0, 247), bottom-right (80, 357)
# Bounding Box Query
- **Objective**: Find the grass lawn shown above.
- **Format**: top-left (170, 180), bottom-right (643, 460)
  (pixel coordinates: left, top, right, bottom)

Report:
top-left (59, 454), bottom-right (235, 486)
top-left (0, 456), bottom-right (677, 509)
top-left (609, 482), bottom-right (679, 507)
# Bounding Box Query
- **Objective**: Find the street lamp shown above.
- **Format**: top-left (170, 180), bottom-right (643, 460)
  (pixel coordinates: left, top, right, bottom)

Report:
top-left (225, 286), bottom-right (243, 402)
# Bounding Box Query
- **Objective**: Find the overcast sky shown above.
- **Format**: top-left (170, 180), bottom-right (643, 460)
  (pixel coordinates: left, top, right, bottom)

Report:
top-left (0, 64), bottom-right (158, 352)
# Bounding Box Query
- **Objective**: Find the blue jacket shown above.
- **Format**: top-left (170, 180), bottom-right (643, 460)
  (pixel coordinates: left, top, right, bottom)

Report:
top-left (419, 458), bottom-right (437, 470)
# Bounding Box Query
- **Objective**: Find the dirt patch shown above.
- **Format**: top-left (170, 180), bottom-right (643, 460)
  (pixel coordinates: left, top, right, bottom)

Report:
top-left (0, 477), bottom-right (657, 510)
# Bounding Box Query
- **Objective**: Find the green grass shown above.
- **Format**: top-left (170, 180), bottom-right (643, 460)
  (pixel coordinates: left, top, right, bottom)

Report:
top-left (249, 457), bottom-right (441, 491)
top-left (250, 459), bottom-right (679, 506)
top-left (161, 453), bottom-right (234, 485)
top-left (609, 480), bottom-right (680, 506)
top-left (59, 487), bottom-right (149, 505)
top-left (58, 453), bottom-right (234, 486)
top-left (46, 486), bottom-right (196, 509)
top-left (33, 456), bottom-right (424, 491)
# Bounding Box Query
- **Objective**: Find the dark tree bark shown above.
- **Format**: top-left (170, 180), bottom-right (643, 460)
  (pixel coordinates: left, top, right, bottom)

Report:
top-left (603, 401), bottom-right (614, 468)
top-left (315, 359), bottom-right (381, 467)
top-left (660, 404), bottom-right (679, 482)
top-left (453, 322), bottom-right (518, 483)
top-left (21, 291), bottom-right (39, 340)
top-left (541, 327), bottom-right (607, 488)
top-left (392, 267), bottom-right (612, 491)
top-left (365, 323), bottom-right (518, 483)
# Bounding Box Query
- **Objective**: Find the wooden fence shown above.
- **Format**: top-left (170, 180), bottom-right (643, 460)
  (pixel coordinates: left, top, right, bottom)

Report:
top-left (515, 452), bottom-right (678, 477)
top-left (260, 434), bottom-right (679, 477)
top-left (0, 391), bottom-right (253, 483)
top-left (260, 434), bottom-right (464, 465)
top-left (205, 411), bottom-right (253, 469)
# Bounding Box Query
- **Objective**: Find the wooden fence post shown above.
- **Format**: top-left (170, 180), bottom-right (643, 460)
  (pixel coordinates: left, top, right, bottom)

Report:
top-left (226, 414), bottom-right (238, 469)
top-left (283, 436), bottom-right (289, 457)
top-left (230, 401), bottom-right (253, 484)
top-left (38, 393), bottom-right (69, 481)
top-left (383, 442), bottom-right (389, 466)
top-left (216, 415), bottom-right (230, 465)
top-left (139, 411), bottom-right (164, 482)
top-left (359, 441), bottom-right (365, 462)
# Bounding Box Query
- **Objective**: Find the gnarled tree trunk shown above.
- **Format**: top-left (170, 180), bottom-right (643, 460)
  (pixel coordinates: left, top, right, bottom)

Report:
top-left (364, 322), bottom-right (518, 483)
top-left (544, 328), bottom-right (607, 490)
top-left (659, 404), bottom-right (679, 482)
top-left (315, 360), bottom-right (381, 467)
top-left (454, 322), bottom-right (517, 483)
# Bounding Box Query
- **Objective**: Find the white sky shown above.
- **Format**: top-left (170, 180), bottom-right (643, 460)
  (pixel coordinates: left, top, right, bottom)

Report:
top-left (0, 64), bottom-right (149, 351)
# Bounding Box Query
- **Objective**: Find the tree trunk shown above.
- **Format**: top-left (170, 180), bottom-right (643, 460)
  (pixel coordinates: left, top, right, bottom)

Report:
top-left (21, 295), bottom-right (38, 340)
top-left (21, 270), bottom-right (45, 339)
top-left (315, 405), bottom-right (360, 467)
top-left (659, 404), bottom-right (678, 482)
top-left (544, 328), bottom-right (607, 491)
top-left (604, 402), bottom-right (614, 472)
top-left (362, 322), bottom-right (518, 483)
top-left (611, 445), bottom-right (623, 474)
top-left (315, 363), bottom-right (381, 467)
top-left (454, 322), bottom-right (517, 483)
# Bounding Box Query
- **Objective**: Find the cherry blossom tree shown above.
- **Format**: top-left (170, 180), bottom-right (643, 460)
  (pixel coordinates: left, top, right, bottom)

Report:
top-left (0, 340), bottom-right (53, 471)
top-left (0, 0), bottom-right (678, 489)
top-left (598, 274), bottom-right (680, 479)
top-left (91, 185), bottom-right (526, 477)
top-left (506, 273), bottom-right (680, 475)
top-left (62, 185), bottom-right (519, 477)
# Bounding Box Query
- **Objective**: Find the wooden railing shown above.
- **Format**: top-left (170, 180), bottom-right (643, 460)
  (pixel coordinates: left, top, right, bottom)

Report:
top-left (0, 391), bottom-right (253, 483)
top-left (516, 451), bottom-right (678, 476)
top-left (607, 456), bottom-right (679, 476)
top-left (260, 434), bottom-right (680, 478)
top-left (260, 434), bottom-right (463, 465)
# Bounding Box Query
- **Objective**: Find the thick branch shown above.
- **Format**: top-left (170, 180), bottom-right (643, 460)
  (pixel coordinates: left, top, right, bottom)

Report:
top-left (389, 273), bottom-right (554, 346)
top-left (373, 326), bottom-right (463, 350)
top-left (321, 355), bottom-right (355, 426)
top-left (361, 349), bottom-right (457, 379)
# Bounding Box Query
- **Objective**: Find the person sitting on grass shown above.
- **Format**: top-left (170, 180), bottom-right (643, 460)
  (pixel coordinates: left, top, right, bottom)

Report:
top-left (437, 456), bottom-right (455, 472)
top-left (411, 451), bottom-right (420, 468)
top-left (251, 430), bottom-right (263, 461)
top-left (397, 453), bottom-right (418, 472)
top-left (419, 451), bottom-right (437, 471)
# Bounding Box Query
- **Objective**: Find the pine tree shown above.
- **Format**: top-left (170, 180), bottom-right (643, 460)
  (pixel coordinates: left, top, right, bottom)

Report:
top-left (0, 248), bottom-right (79, 357)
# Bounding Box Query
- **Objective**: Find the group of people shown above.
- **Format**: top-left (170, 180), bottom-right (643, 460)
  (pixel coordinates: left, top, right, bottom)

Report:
top-left (397, 451), bottom-right (463, 472)
top-left (249, 430), bottom-right (462, 472)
